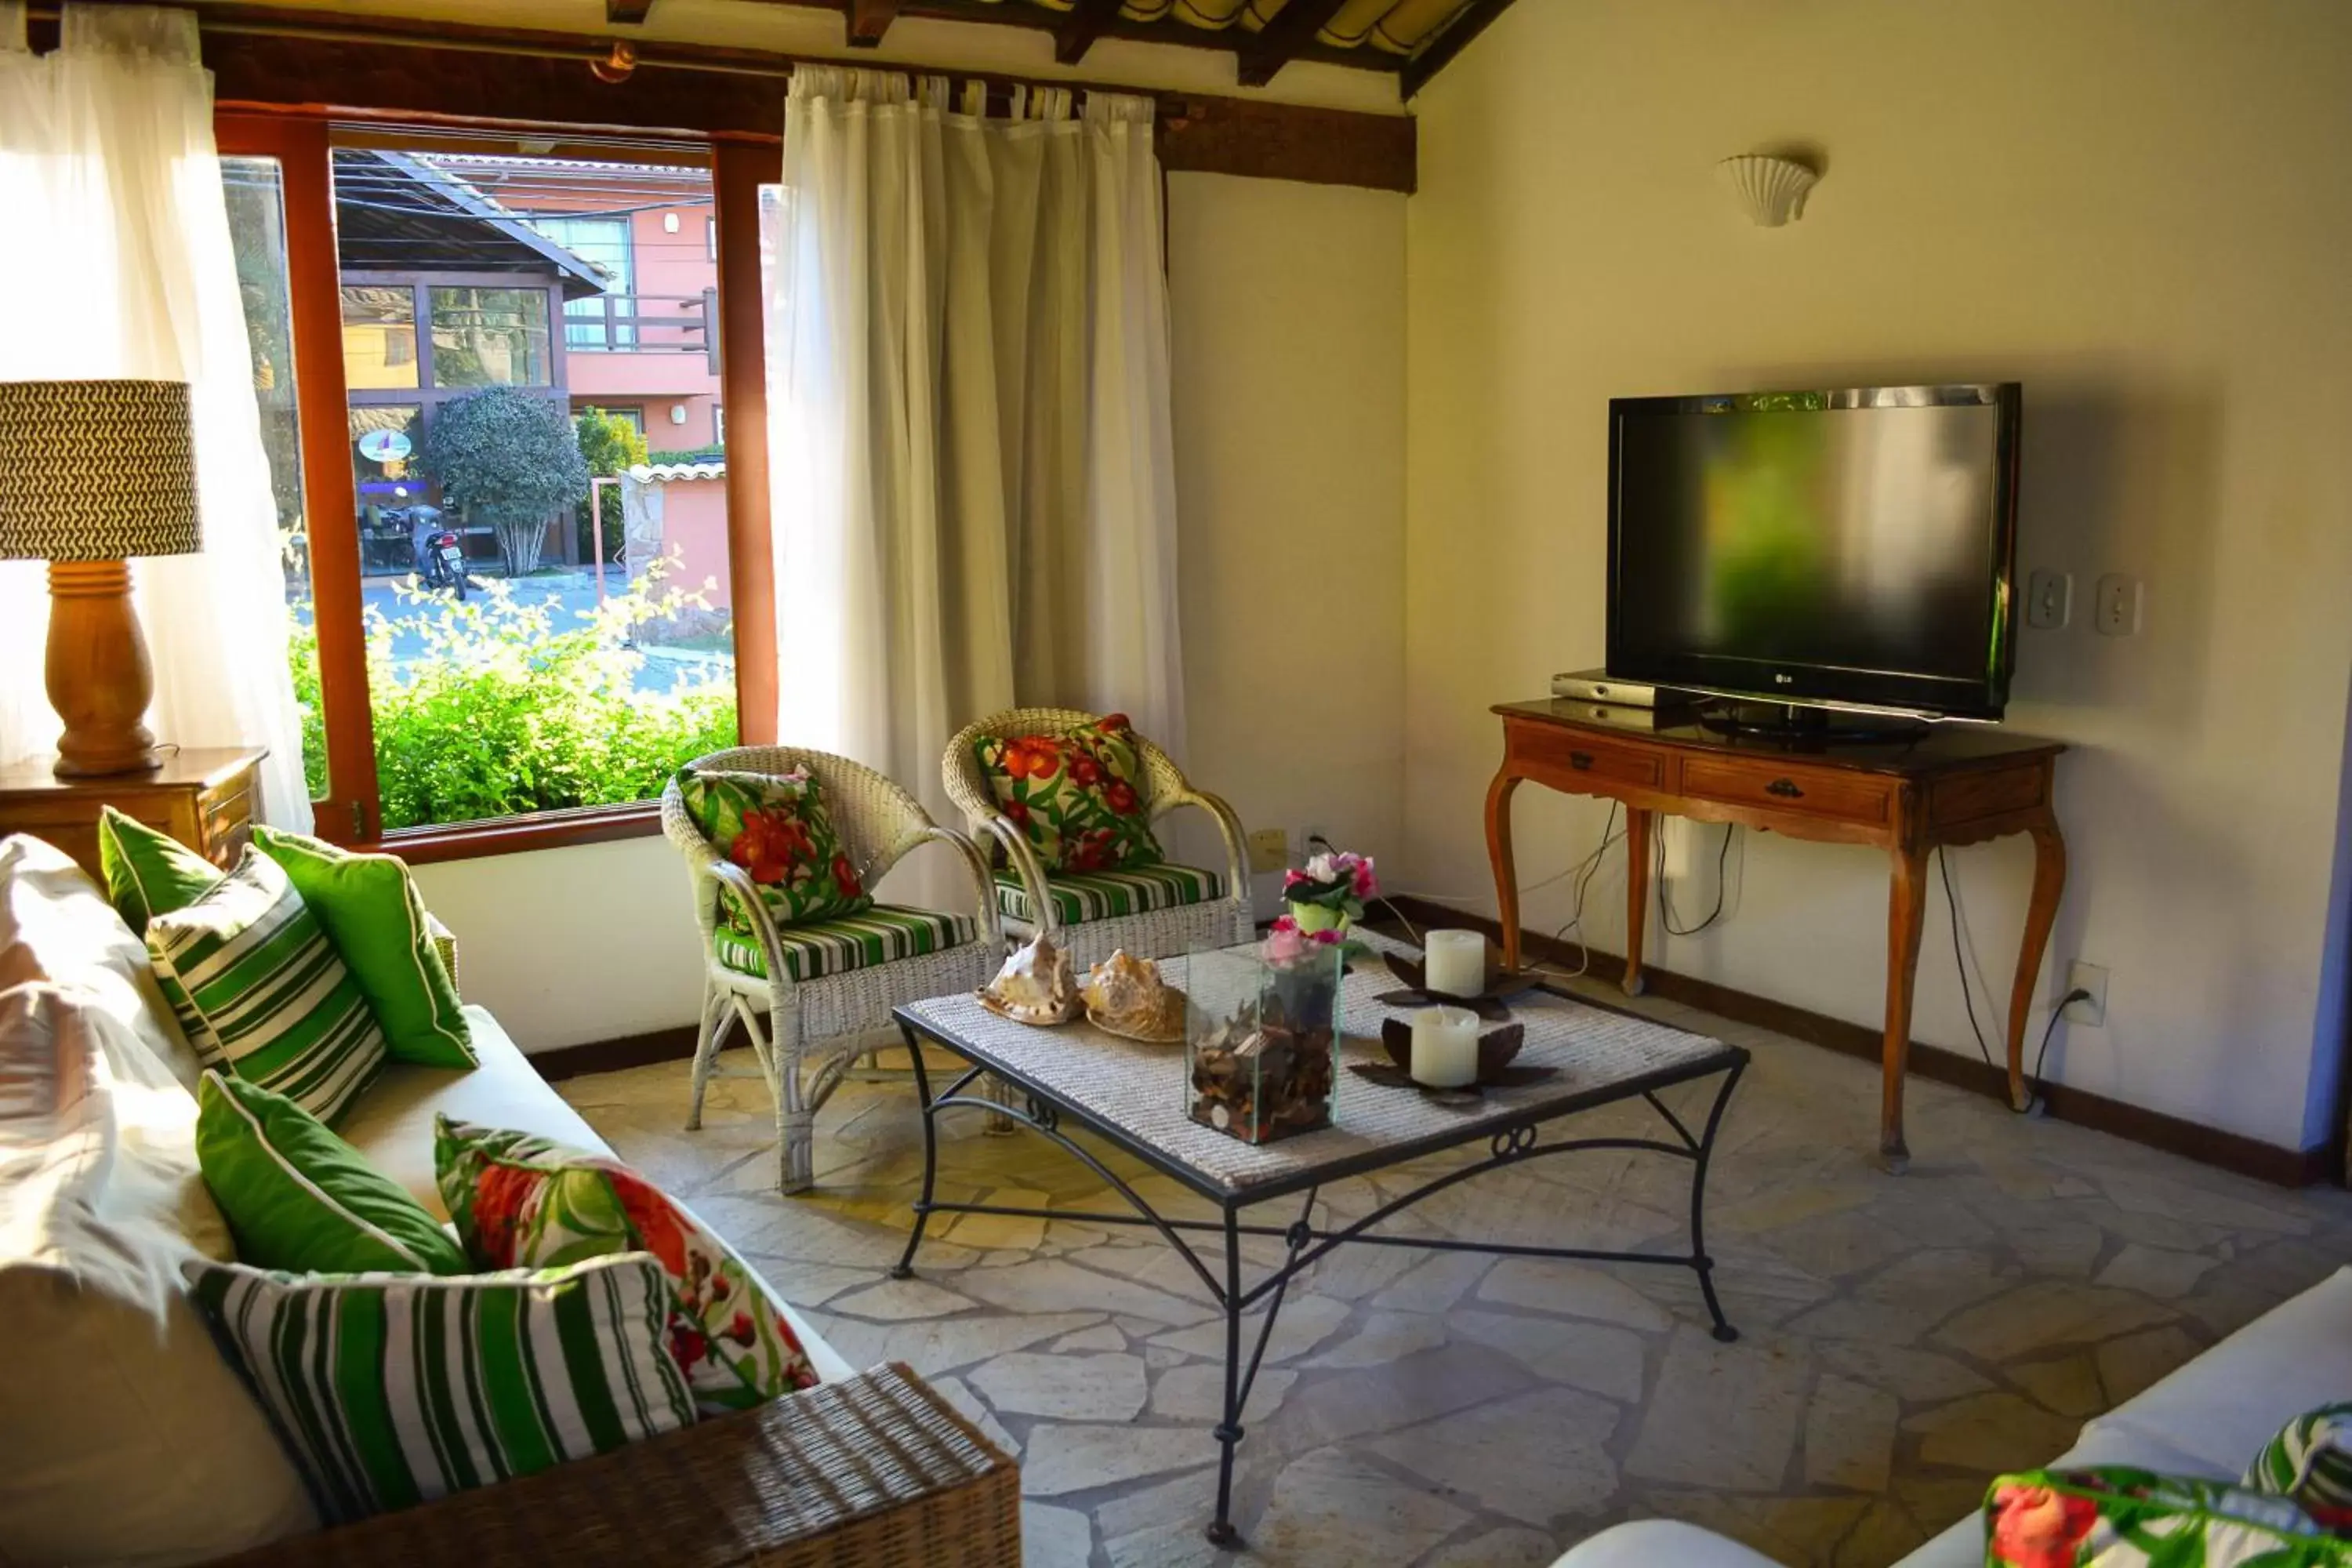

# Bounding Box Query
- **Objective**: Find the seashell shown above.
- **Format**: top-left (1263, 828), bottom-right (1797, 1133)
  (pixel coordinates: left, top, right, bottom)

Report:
top-left (982, 933), bottom-right (1080, 1024)
top-left (1717, 154), bottom-right (1817, 227)
top-left (1083, 950), bottom-right (1182, 1041)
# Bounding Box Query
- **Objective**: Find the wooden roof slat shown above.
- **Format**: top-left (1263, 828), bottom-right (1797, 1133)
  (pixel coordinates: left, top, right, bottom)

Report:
top-left (1054, 0), bottom-right (1125, 66)
top-left (847, 0), bottom-right (902, 47)
top-left (606, 0), bottom-right (655, 24)
top-left (1235, 0), bottom-right (1349, 88)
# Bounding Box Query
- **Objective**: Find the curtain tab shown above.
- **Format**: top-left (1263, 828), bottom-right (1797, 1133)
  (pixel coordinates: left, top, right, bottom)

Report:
top-left (61, 2), bottom-right (201, 63)
top-left (1037, 86), bottom-right (1073, 122)
top-left (1083, 90), bottom-right (1156, 126)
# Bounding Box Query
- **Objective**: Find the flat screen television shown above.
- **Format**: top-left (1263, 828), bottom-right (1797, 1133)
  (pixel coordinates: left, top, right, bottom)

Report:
top-left (1606, 383), bottom-right (2022, 724)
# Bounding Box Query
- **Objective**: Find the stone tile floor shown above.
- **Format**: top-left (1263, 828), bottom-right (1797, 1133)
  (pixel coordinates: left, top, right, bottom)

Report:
top-left (556, 982), bottom-right (2352, 1568)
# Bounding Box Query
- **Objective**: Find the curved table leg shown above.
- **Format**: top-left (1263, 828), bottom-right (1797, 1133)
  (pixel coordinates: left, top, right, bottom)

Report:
top-left (1880, 844), bottom-right (1929, 1174)
top-left (1485, 768), bottom-right (1524, 972)
top-left (2005, 817), bottom-right (2069, 1110)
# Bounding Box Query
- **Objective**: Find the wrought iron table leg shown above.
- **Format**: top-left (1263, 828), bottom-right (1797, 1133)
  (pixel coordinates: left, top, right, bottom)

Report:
top-left (889, 1022), bottom-right (938, 1281)
top-left (1690, 1058), bottom-right (1747, 1343)
top-left (1207, 1203), bottom-right (1245, 1549)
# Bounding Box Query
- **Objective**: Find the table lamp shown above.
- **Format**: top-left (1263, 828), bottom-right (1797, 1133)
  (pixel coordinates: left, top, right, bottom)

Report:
top-left (0, 379), bottom-right (201, 777)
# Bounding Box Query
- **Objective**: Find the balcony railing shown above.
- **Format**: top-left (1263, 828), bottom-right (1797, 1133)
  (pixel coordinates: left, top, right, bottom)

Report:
top-left (564, 288), bottom-right (719, 371)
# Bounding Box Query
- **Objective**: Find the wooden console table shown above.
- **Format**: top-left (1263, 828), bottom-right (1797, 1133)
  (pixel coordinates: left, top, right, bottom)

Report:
top-left (1485, 700), bottom-right (2065, 1169)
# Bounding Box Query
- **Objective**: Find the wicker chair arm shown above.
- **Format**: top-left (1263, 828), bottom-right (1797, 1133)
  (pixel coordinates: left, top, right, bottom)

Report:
top-left (215, 1363), bottom-right (1021, 1568)
top-left (703, 858), bottom-right (800, 995)
top-left (881, 822), bottom-right (1006, 951)
top-left (1151, 782), bottom-right (1251, 909)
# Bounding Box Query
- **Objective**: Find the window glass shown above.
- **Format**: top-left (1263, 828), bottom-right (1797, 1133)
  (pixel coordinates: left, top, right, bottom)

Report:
top-left (224, 156), bottom-right (327, 801)
top-left (428, 286), bottom-right (552, 387)
top-left (340, 285), bottom-right (419, 390)
top-left (532, 215), bottom-right (635, 350)
top-left (327, 144), bottom-right (736, 833)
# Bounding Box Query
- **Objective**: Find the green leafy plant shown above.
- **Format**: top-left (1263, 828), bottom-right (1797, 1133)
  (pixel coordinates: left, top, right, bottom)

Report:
top-left (285, 562), bottom-right (737, 832)
top-left (573, 405), bottom-right (648, 564)
top-left (423, 387), bottom-right (589, 576)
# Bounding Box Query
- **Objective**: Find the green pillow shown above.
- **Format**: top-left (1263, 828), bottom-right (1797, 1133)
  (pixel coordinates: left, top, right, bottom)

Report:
top-left (252, 826), bottom-right (473, 1069)
top-left (186, 1254), bottom-right (697, 1523)
top-left (97, 804), bottom-right (222, 933)
top-left (98, 805), bottom-right (223, 1048)
top-left (144, 848), bottom-right (387, 1127)
top-left (2248, 1405), bottom-right (2352, 1532)
top-left (196, 1073), bottom-right (466, 1276)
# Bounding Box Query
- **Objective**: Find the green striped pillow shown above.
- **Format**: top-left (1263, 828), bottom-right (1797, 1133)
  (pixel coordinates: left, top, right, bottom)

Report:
top-left (143, 848), bottom-right (387, 1127)
top-left (186, 1255), bottom-right (697, 1523)
top-left (2247, 1404), bottom-right (2352, 1530)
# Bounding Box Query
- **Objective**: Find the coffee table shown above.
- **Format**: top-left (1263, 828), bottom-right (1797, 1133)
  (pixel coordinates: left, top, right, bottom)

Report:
top-left (887, 946), bottom-right (1748, 1548)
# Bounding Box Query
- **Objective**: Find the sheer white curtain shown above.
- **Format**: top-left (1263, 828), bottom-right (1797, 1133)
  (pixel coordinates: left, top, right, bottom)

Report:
top-left (0, 2), bottom-right (310, 828)
top-left (762, 70), bottom-right (1186, 860)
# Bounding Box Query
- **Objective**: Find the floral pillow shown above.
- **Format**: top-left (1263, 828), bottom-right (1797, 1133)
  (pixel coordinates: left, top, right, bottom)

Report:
top-left (974, 713), bottom-right (1163, 874)
top-left (434, 1117), bottom-right (819, 1415)
top-left (1987, 1467), bottom-right (2345, 1567)
top-left (677, 766), bottom-right (869, 928)
top-left (2248, 1406), bottom-right (2352, 1534)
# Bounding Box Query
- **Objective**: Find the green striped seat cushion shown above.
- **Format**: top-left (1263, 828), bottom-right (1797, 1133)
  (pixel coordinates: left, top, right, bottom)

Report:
top-left (712, 903), bottom-right (977, 982)
top-left (186, 1255), bottom-right (696, 1523)
top-left (143, 848), bottom-right (386, 1127)
top-left (996, 862), bottom-right (1225, 927)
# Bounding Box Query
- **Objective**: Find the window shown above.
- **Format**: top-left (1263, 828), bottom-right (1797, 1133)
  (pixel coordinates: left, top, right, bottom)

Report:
top-left (531, 214), bottom-right (636, 350)
top-left (227, 132), bottom-right (752, 851)
top-left (712, 405), bottom-right (725, 446)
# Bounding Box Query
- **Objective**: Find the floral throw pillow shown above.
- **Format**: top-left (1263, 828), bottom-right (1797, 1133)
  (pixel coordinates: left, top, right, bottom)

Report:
top-left (677, 766), bottom-right (869, 929)
top-left (1987, 1467), bottom-right (2343, 1567)
top-left (974, 713), bottom-right (1163, 874)
top-left (434, 1117), bottom-right (820, 1415)
top-left (2248, 1406), bottom-right (2352, 1534)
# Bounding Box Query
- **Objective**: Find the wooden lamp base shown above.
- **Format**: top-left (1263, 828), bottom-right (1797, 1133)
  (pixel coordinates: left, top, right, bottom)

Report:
top-left (46, 559), bottom-right (162, 778)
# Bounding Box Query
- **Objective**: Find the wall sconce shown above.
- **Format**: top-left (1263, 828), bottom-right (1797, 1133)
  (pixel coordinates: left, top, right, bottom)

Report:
top-left (662, 212), bottom-right (681, 233)
top-left (669, 404), bottom-right (688, 426)
top-left (1719, 154), bottom-right (1817, 227)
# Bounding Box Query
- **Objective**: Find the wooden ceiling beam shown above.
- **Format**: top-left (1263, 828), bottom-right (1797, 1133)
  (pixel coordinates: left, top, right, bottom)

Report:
top-left (1400, 0), bottom-right (1516, 98)
top-left (1053, 0), bottom-right (1124, 66)
top-left (1234, 0), bottom-right (1348, 89)
top-left (846, 0), bottom-right (902, 47)
top-left (605, 0), bottom-right (655, 22)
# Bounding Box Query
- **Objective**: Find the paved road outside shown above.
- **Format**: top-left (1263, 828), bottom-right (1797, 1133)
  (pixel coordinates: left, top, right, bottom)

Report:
top-left (302, 565), bottom-right (734, 697)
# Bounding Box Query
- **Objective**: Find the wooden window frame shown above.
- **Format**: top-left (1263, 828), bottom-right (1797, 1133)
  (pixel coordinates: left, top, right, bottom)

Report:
top-left (216, 111), bottom-right (780, 862)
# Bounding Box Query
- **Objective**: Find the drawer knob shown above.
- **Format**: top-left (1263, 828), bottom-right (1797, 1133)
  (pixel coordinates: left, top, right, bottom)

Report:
top-left (1766, 778), bottom-right (1805, 799)
top-left (1568, 750), bottom-right (1595, 771)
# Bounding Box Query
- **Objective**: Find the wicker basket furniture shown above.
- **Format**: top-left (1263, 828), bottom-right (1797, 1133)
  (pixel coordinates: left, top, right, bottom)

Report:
top-left (942, 708), bottom-right (1253, 974)
top-left (663, 747), bottom-right (1002, 1193)
top-left (222, 1363), bottom-right (1022, 1567)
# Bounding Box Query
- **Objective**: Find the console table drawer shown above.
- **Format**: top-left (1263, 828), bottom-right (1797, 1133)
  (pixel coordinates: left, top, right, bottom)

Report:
top-left (1512, 725), bottom-right (1664, 790)
top-left (1679, 756), bottom-right (1893, 825)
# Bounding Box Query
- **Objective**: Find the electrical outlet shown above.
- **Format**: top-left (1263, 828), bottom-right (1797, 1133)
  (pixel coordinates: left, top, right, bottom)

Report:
top-left (1247, 828), bottom-right (1288, 875)
top-left (1661, 818), bottom-right (1693, 880)
top-left (2026, 569), bottom-right (2071, 630)
top-left (2061, 961), bottom-right (2108, 1027)
top-left (2095, 575), bottom-right (2140, 637)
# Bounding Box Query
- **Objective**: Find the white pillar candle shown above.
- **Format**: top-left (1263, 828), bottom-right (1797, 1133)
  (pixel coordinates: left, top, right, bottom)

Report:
top-left (1422, 929), bottom-right (1486, 998)
top-left (1411, 1005), bottom-right (1480, 1088)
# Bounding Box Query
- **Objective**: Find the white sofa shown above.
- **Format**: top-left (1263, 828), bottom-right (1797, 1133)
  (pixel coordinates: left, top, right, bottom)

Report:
top-left (0, 833), bottom-right (851, 1566)
top-left (1552, 1265), bottom-right (2352, 1567)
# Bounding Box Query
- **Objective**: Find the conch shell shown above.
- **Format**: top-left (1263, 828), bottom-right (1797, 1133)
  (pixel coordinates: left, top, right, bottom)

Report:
top-left (1083, 949), bottom-right (1183, 1041)
top-left (981, 934), bottom-right (1080, 1023)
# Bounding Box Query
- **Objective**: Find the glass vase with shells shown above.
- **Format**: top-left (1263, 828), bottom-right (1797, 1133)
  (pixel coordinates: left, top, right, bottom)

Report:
top-left (1185, 927), bottom-right (1343, 1145)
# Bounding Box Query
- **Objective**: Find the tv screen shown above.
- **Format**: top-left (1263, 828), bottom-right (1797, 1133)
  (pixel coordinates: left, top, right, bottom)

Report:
top-left (1607, 385), bottom-right (2021, 720)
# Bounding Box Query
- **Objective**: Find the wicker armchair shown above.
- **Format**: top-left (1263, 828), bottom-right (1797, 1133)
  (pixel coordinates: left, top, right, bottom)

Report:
top-left (942, 709), bottom-right (1253, 973)
top-left (662, 747), bottom-right (1002, 1193)
top-left (222, 1363), bottom-right (1020, 1567)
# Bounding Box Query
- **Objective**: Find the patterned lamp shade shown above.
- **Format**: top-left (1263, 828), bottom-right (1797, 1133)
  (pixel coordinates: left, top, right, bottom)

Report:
top-left (0, 379), bottom-right (201, 562)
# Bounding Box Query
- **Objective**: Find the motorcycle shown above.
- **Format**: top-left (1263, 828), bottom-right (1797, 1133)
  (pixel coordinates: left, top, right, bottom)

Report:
top-left (419, 528), bottom-right (468, 601)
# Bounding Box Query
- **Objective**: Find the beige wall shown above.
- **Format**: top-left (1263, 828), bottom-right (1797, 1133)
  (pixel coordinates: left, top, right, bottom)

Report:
top-left (1169, 172), bottom-right (1409, 916)
top-left (422, 172), bottom-right (1409, 1050)
top-left (1403, 0), bottom-right (2352, 1151)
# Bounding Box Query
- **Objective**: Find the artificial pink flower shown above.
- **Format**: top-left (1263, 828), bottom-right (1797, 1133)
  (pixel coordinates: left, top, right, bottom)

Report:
top-left (1351, 856), bottom-right (1378, 899)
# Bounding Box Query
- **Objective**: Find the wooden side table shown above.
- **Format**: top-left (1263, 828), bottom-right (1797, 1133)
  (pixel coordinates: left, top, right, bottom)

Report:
top-left (1485, 701), bottom-right (2067, 1170)
top-left (0, 747), bottom-right (269, 884)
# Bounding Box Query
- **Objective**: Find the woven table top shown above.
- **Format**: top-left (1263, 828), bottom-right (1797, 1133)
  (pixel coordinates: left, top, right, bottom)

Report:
top-left (897, 947), bottom-right (1741, 1202)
